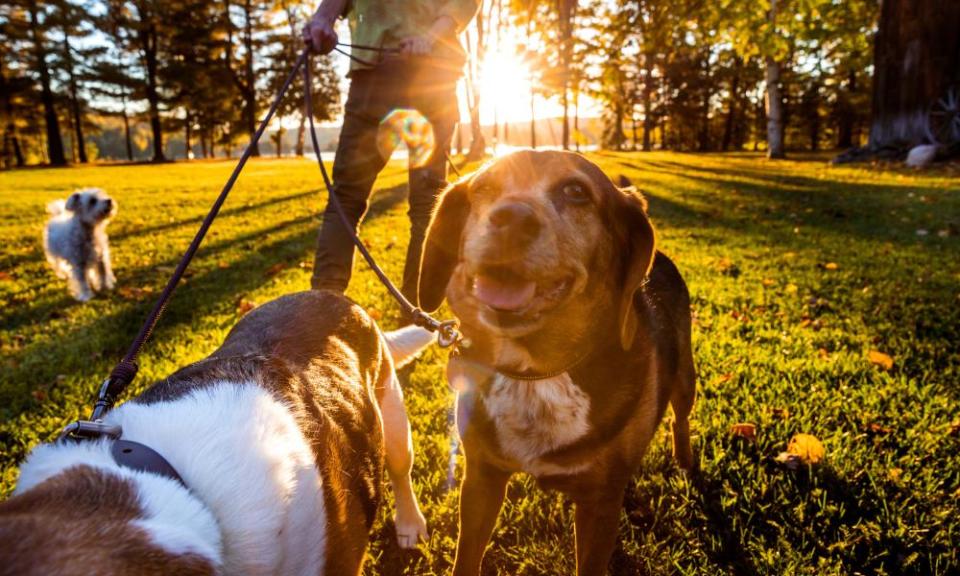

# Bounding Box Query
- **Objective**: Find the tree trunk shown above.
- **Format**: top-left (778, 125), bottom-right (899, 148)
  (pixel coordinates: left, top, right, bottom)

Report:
top-left (764, 0), bottom-right (786, 159)
top-left (62, 36), bottom-right (88, 164)
top-left (28, 0), bottom-right (66, 166)
top-left (0, 63), bottom-right (25, 168)
top-left (868, 0), bottom-right (960, 150)
top-left (465, 24), bottom-right (485, 159)
top-left (722, 58), bottom-right (741, 151)
top-left (184, 110), bottom-right (192, 159)
top-left (765, 57), bottom-right (786, 158)
top-left (529, 91), bottom-right (536, 148)
top-left (121, 93), bottom-right (133, 161)
top-left (137, 9), bottom-right (165, 163)
top-left (296, 111), bottom-right (305, 156)
top-left (573, 88), bottom-right (580, 152)
top-left (641, 54), bottom-right (654, 151)
top-left (836, 69), bottom-right (857, 149)
top-left (242, 0), bottom-right (259, 156)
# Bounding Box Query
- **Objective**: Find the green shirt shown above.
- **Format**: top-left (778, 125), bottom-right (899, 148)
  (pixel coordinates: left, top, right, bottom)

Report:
top-left (343, 0), bottom-right (480, 73)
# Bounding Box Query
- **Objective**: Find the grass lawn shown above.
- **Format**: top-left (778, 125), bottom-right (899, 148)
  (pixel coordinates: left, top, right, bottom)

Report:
top-left (1, 152), bottom-right (958, 575)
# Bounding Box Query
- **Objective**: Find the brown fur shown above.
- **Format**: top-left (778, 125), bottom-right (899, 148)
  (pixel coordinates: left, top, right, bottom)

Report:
top-left (1, 291), bottom-right (410, 576)
top-left (0, 466), bottom-right (215, 576)
top-left (418, 150), bottom-right (696, 575)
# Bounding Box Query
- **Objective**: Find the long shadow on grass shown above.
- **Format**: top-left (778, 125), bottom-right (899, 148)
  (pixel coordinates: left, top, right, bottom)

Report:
top-left (0, 184), bottom-right (410, 328)
top-left (111, 189), bottom-right (316, 241)
top-left (625, 158), bottom-right (958, 249)
top-left (0, 183), bottom-right (410, 459)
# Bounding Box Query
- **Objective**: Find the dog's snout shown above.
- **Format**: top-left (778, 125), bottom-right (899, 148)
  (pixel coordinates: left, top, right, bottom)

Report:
top-left (488, 202), bottom-right (540, 243)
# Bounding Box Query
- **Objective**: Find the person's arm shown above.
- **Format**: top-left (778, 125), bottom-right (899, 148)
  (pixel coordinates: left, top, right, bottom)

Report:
top-left (303, 0), bottom-right (350, 55)
top-left (398, 0), bottom-right (480, 56)
top-left (436, 0), bottom-right (481, 34)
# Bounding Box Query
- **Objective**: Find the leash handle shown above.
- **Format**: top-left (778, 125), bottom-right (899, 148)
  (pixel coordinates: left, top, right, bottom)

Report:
top-left (303, 49), bottom-right (460, 346)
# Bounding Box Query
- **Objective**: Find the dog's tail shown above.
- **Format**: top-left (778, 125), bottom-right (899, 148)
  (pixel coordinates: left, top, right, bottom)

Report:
top-left (46, 199), bottom-right (66, 216)
top-left (384, 325), bottom-right (436, 368)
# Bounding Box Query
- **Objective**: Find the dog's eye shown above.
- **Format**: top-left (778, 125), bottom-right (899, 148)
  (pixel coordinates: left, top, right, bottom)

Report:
top-left (87, 196), bottom-right (95, 206)
top-left (560, 182), bottom-right (590, 205)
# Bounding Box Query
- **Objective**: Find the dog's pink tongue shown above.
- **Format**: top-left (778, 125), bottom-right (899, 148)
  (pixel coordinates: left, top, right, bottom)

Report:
top-left (473, 274), bottom-right (537, 311)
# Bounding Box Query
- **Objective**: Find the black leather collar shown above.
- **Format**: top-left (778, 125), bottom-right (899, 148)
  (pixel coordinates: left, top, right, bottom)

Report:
top-left (110, 438), bottom-right (187, 488)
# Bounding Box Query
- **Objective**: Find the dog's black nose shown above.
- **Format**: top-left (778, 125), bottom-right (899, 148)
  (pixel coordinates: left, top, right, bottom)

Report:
top-left (105, 198), bottom-right (113, 207)
top-left (488, 202), bottom-right (541, 244)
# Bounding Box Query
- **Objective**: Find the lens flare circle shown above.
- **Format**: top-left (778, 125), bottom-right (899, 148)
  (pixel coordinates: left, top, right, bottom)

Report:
top-left (377, 108), bottom-right (436, 168)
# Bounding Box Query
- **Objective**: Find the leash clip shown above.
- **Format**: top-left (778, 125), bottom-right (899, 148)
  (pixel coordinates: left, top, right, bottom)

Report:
top-left (59, 419), bottom-right (122, 443)
top-left (436, 320), bottom-right (461, 349)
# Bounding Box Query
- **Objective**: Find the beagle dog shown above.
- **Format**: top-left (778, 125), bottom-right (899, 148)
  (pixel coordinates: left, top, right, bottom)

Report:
top-left (0, 290), bottom-right (431, 575)
top-left (417, 150), bottom-right (696, 575)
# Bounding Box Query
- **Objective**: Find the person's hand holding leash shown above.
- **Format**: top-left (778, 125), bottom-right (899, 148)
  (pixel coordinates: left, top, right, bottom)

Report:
top-left (304, 0), bottom-right (346, 54)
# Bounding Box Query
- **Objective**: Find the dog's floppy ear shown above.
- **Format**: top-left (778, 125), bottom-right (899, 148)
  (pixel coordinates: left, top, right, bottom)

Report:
top-left (65, 193), bottom-right (80, 212)
top-left (417, 178), bottom-right (472, 312)
top-left (614, 186), bottom-right (656, 351)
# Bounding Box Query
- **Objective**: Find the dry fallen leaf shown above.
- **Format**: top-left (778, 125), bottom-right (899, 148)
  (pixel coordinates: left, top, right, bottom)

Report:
top-left (762, 278), bottom-right (776, 287)
top-left (237, 299), bottom-right (257, 316)
top-left (888, 468), bottom-right (903, 481)
top-left (868, 350), bottom-right (894, 370)
top-left (217, 260), bottom-right (230, 269)
top-left (264, 263), bottom-right (287, 277)
top-left (0, 271), bottom-right (12, 282)
top-left (823, 262), bottom-right (839, 271)
top-left (730, 422), bottom-right (757, 441)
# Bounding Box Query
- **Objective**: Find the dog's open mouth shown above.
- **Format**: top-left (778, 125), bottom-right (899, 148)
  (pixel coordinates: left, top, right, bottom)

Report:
top-left (470, 265), bottom-right (573, 316)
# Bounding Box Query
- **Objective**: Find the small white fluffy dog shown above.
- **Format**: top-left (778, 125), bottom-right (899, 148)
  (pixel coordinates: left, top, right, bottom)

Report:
top-left (43, 188), bottom-right (117, 301)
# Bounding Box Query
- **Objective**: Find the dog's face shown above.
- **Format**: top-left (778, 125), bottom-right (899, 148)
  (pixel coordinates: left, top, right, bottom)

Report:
top-left (65, 189), bottom-right (116, 226)
top-left (419, 151), bottom-right (656, 367)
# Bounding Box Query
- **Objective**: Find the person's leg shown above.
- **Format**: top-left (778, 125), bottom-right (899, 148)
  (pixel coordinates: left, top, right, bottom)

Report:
top-left (401, 74), bottom-right (459, 302)
top-left (311, 72), bottom-right (392, 292)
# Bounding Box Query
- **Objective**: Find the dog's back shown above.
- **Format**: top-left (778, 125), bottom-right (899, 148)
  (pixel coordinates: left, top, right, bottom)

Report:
top-left (133, 290), bottom-right (391, 573)
top-left (4, 290), bottom-right (423, 575)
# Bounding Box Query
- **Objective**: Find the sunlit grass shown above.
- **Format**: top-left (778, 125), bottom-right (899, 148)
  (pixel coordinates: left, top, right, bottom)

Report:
top-left (1, 153), bottom-right (958, 574)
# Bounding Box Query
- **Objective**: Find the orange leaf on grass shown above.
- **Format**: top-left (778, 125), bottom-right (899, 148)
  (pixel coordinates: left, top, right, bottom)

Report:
top-left (823, 262), bottom-right (839, 270)
top-left (0, 271), bottom-right (12, 281)
top-left (868, 350), bottom-right (894, 370)
top-left (237, 299), bottom-right (257, 316)
top-left (787, 433), bottom-right (825, 464)
top-left (730, 422), bottom-right (756, 441)
top-left (265, 263), bottom-right (287, 277)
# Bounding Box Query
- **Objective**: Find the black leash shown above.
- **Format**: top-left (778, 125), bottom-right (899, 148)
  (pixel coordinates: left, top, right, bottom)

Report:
top-left (61, 46), bottom-right (459, 441)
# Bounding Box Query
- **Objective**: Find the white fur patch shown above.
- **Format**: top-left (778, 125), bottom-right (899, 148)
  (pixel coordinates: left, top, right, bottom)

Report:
top-left (482, 372), bottom-right (592, 476)
top-left (16, 382), bottom-right (327, 575)
top-left (383, 325), bottom-right (436, 368)
top-left (16, 439), bottom-right (223, 566)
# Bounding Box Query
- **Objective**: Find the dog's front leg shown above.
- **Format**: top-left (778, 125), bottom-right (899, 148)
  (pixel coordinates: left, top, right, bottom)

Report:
top-left (453, 458), bottom-right (511, 576)
top-left (98, 250), bottom-right (116, 290)
top-left (69, 265), bottom-right (93, 301)
top-left (572, 476), bottom-right (630, 576)
top-left (380, 373), bottom-right (428, 549)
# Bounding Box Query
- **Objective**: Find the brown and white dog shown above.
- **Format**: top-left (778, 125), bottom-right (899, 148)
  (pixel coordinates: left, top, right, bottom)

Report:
top-left (0, 290), bottom-right (431, 575)
top-left (417, 150), bottom-right (697, 575)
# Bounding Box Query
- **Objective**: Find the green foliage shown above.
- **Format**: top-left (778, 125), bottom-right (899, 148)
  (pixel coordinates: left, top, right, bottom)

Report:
top-left (1, 154), bottom-right (959, 574)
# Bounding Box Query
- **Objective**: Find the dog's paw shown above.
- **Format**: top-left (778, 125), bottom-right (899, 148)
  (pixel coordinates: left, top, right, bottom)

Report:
top-left (104, 275), bottom-right (116, 290)
top-left (394, 507), bottom-right (428, 549)
top-left (75, 291), bottom-right (94, 302)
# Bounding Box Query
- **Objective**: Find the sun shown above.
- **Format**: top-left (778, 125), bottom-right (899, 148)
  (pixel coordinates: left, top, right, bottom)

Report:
top-left (478, 49), bottom-right (535, 125)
